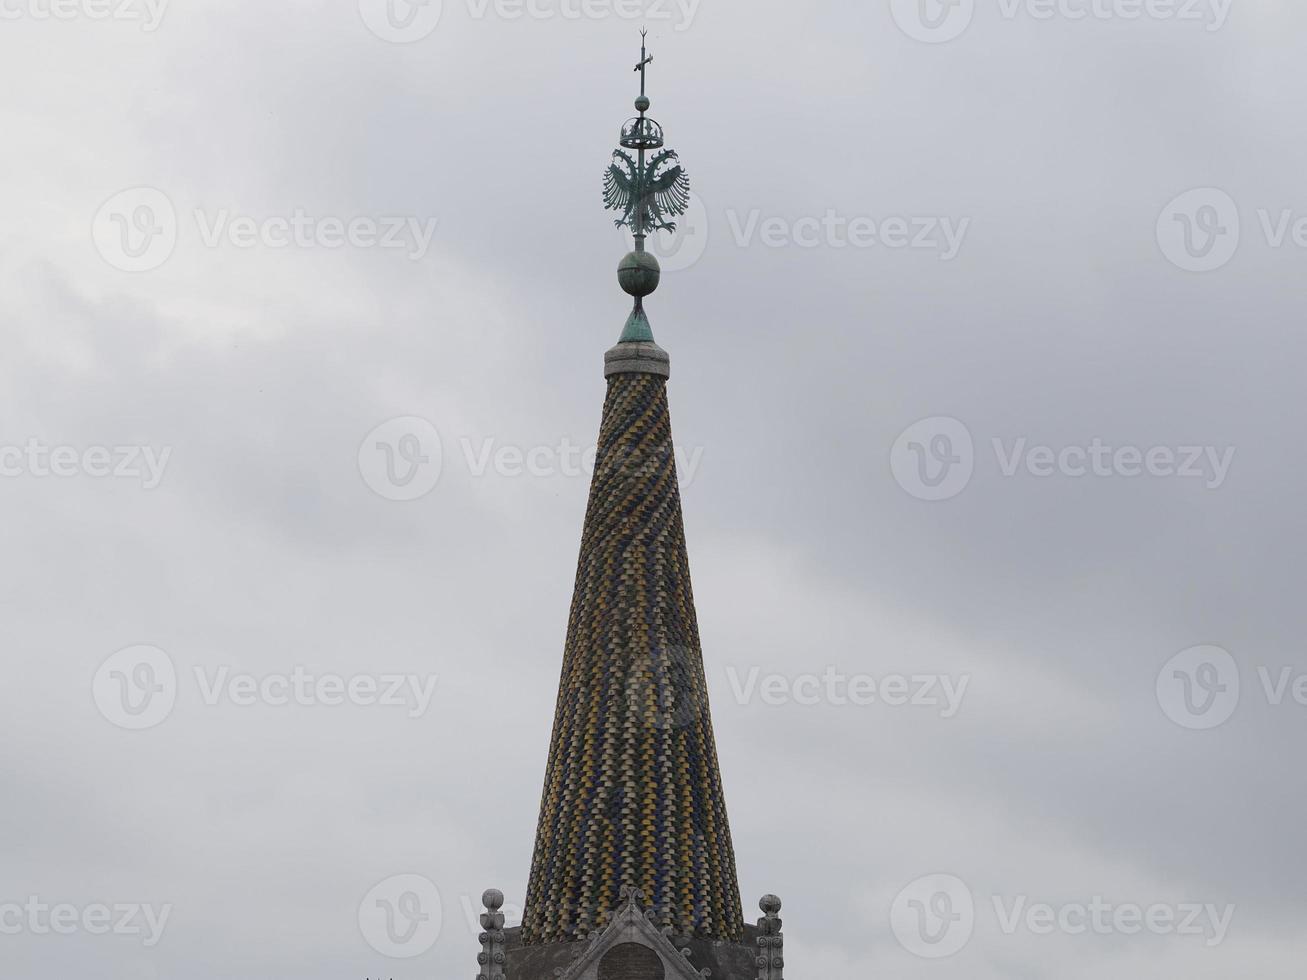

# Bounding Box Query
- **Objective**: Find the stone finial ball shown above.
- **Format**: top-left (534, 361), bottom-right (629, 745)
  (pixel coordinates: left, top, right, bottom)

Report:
top-left (635, 95), bottom-right (651, 112)
top-left (760, 894), bottom-right (782, 914)
top-left (618, 250), bottom-right (661, 298)
top-left (483, 888), bottom-right (505, 911)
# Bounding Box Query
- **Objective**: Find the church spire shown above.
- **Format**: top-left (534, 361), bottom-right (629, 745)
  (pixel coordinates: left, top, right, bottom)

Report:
top-left (520, 37), bottom-right (744, 947)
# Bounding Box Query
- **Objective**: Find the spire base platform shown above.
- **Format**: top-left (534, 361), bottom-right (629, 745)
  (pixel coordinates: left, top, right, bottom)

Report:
top-left (604, 339), bottom-right (670, 378)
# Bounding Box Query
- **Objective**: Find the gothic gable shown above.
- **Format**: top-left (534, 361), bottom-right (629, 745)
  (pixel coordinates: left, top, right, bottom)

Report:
top-left (559, 890), bottom-right (707, 980)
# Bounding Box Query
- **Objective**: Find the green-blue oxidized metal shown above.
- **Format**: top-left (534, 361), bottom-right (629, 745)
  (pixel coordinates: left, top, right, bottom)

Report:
top-left (602, 31), bottom-right (690, 341)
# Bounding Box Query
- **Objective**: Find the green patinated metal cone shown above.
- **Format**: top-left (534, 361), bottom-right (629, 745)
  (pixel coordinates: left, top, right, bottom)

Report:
top-left (619, 304), bottom-right (655, 343)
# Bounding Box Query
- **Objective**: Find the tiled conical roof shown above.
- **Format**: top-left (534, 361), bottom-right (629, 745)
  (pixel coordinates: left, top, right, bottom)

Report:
top-left (521, 347), bottom-right (744, 945)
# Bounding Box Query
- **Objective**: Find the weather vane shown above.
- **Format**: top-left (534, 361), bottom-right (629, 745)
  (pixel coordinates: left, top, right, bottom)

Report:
top-left (603, 30), bottom-right (691, 343)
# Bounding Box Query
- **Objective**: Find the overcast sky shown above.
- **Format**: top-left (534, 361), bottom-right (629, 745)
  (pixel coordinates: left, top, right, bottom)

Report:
top-left (2, 1), bottom-right (1305, 977)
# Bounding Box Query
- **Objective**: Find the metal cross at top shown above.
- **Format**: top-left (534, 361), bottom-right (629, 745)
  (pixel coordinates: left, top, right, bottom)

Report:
top-left (635, 29), bottom-right (653, 99)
